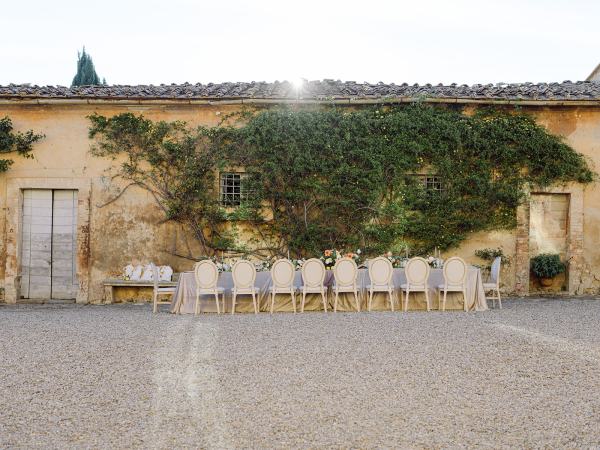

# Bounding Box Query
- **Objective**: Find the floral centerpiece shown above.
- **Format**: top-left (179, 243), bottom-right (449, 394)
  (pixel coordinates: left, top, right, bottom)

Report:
top-left (254, 260), bottom-right (272, 272)
top-left (344, 249), bottom-right (362, 266)
top-left (385, 252), bottom-right (408, 268)
top-left (320, 249), bottom-right (341, 269)
top-left (215, 261), bottom-right (232, 272)
top-left (427, 248), bottom-right (444, 268)
top-left (291, 258), bottom-right (306, 270)
top-left (381, 251), bottom-right (443, 269)
top-left (426, 256), bottom-right (444, 269)
top-left (318, 249), bottom-right (362, 269)
top-left (197, 256), bottom-right (233, 272)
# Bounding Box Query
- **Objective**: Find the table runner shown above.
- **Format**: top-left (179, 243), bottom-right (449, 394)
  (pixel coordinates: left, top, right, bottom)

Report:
top-left (170, 267), bottom-right (487, 313)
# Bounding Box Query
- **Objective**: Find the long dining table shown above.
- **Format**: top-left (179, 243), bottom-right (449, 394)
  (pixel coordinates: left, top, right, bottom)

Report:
top-left (170, 266), bottom-right (488, 313)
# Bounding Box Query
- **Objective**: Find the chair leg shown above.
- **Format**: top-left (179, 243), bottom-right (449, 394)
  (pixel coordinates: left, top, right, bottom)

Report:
top-left (425, 289), bottom-right (431, 312)
top-left (153, 291), bottom-right (158, 313)
top-left (231, 292), bottom-right (236, 315)
top-left (334, 291), bottom-right (338, 313)
top-left (497, 287), bottom-right (502, 309)
top-left (442, 289), bottom-right (447, 311)
top-left (291, 291), bottom-right (297, 313)
top-left (399, 289), bottom-right (404, 312)
top-left (322, 290), bottom-right (328, 312)
top-left (368, 290), bottom-right (373, 311)
top-left (404, 290), bottom-right (409, 312)
top-left (389, 290), bottom-right (394, 312)
top-left (194, 291), bottom-right (200, 316)
top-left (252, 291), bottom-right (258, 314)
top-left (354, 291), bottom-right (360, 312)
top-left (301, 291), bottom-right (306, 313)
top-left (463, 288), bottom-right (468, 312)
top-left (215, 292), bottom-right (220, 314)
top-left (270, 291), bottom-right (275, 314)
top-left (177, 291), bottom-right (186, 315)
top-left (437, 289), bottom-right (441, 310)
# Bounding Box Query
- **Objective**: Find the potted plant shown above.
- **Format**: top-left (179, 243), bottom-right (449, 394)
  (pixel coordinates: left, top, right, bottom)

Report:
top-left (530, 253), bottom-right (566, 287)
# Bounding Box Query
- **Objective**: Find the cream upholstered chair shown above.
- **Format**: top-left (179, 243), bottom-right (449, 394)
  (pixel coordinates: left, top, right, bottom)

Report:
top-left (401, 257), bottom-right (431, 312)
top-left (151, 262), bottom-right (176, 313)
top-left (333, 257), bottom-right (360, 312)
top-left (437, 256), bottom-right (468, 311)
top-left (300, 258), bottom-right (327, 313)
top-left (367, 256), bottom-right (395, 311)
top-left (483, 256), bottom-right (502, 309)
top-left (194, 260), bottom-right (224, 315)
top-left (231, 260), bottom-right (259, 314)
top-left (269, 259), bottom-right (298, 314)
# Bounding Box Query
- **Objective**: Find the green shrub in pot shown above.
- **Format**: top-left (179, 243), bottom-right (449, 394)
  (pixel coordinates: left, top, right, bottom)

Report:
top-left (530, 253), bottom-right (565, 282)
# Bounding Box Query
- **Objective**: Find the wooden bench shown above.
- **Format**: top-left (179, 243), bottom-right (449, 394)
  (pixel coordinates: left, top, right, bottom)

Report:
top-left (103, 275), bottom-right (179, 303)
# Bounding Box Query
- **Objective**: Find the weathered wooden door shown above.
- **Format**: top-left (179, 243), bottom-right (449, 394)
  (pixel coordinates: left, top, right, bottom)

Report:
top-left (20, 189), bottom-right (78, 299)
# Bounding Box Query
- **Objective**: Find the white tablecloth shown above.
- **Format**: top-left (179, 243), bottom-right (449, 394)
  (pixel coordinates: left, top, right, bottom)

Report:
top-left (171, 267), bottom-right (487, 313)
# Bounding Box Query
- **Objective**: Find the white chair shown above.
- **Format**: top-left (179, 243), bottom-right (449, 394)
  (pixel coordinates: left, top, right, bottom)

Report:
top-left (269, 259), bottom-right (298, 314)
top-left (437, 256), bottom-right (468, 311)
top-left (151, 262), bottom-right (176, 313)
top-left (483, 256), bottom-right (502, 309)
top-left (401, 257), bottom-right (431, 312)
top-left (333, 257), bottom-right (360, 312)
top-left (367, 256), bottom-right (395, 311)
top-left (231, 260), bottom-right (259, 314)
top-left (194, 260), bottom-right (224, 315)
top-left (301, 258), bottom-right (327, 313)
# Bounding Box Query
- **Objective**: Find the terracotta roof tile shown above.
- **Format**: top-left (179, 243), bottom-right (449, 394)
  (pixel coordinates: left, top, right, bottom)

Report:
top-left (1, 80), bottom-right (600, 101)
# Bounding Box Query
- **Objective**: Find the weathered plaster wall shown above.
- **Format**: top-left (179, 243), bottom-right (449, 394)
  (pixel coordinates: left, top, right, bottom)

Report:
top-left (1, 101), bottom-right (599, 302)
top-left (0, 102), bottom-right (236, 302)
top-left (534, 107), bottom-right (600, 294)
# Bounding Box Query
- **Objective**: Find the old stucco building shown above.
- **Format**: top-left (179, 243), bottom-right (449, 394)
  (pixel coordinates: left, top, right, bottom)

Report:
top-left (1, 80), bottom-right (599, 303)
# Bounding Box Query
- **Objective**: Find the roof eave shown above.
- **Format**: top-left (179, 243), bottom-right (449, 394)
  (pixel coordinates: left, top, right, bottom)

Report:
top-left (0, 96), bottom-right (599, 106)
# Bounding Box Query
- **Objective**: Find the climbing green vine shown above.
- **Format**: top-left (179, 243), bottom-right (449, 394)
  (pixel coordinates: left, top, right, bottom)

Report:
top-left (0, 116), bottom-right (44, 173)
top-left (88, 104), bottom-right (593, 258)
top-left (88, 113), bottom-right (237, 256)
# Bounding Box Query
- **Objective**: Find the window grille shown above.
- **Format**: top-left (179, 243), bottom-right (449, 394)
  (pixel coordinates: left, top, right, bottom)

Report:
top-left (220, 172), bottom-right (249, 206)
top-left (423, 175), bottom-right (444, 193)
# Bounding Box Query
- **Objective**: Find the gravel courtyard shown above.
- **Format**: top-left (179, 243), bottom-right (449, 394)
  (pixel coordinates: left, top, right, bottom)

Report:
top-left (1, 298), bottom-right (599, 448)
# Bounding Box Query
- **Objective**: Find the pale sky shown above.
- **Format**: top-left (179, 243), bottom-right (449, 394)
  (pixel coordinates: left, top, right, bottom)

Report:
top-left (1, 0), bottom-right (599, 86)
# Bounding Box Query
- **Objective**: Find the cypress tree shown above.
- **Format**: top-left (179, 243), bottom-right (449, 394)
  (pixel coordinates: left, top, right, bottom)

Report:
top-left (71, 47), bottom-right (105, 87)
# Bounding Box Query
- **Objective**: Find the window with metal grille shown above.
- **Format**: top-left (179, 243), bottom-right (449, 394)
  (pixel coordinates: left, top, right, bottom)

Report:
top-left (220, 172), bottom-right (249, 206)
top-left (423, 175), bottom-right (443, 193)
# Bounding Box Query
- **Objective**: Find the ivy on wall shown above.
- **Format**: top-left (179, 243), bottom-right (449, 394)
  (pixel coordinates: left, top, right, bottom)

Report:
top-left (0, 116), bottom-right (44, 173)
top-left (88, 113), bottom-right (237, 256)
top-left (88, 104), bottom-right (593, 258)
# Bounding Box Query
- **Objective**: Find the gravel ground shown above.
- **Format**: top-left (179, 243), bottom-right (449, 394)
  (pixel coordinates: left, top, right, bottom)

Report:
top-left (1, 297), bottom-right (600, 449)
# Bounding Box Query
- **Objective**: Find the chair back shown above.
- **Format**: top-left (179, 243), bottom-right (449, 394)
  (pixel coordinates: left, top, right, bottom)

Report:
top-left (301, 258), bottom-right (326, 288)
top-left (150, 262), bottom-right (159, 290)
top-left (271, 259), bottom-right (295, 288)
top-left (369, 256), bottom-right (393, 286)
top-left (194, 260), bottom-right (219, 289)
top-left (333, 257), bottom-right (358, 287)
top-left (490, 256), bottom-right (501, 284)
top-left (405, 257), bottom-right (430, 286)
top-left (443, 256), bottom-right (467, 286)
top-left (232, 260), bottom-right (256, 289)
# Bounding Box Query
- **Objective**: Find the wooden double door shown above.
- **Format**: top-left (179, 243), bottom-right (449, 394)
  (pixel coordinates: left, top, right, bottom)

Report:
top-left (20, 189), bottom-right (78, 300)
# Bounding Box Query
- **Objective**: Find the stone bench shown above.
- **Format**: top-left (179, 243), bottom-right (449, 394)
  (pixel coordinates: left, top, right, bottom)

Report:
top-left (103, 275), bottom-right (179, 303)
